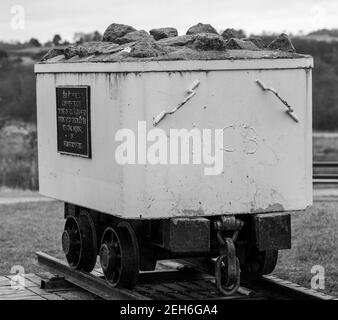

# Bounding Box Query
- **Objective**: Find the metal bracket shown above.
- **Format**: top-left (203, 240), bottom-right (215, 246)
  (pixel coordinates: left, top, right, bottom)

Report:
top-left (214, 215), bottom-right (243, 242)
top-left (153, 79), bottom-right (200, 127)
top-left (256, 79), bottom-right (299, 123)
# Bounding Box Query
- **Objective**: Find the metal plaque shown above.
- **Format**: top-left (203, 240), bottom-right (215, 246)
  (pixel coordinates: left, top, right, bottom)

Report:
top-left (56, 86), bottom-right (91, 158)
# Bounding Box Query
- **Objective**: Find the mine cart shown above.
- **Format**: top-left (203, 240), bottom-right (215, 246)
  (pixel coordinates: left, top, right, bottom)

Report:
top-left (35, 27), bottom-right (313, 295)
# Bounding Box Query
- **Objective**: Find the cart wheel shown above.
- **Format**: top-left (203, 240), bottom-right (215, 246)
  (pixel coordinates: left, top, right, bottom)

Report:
top-left (242, 247), bottom-right (278, 277)
top-left (99, 223), bottom-right (139, 289)
top-left (62, 211), bottom-right (97, 272)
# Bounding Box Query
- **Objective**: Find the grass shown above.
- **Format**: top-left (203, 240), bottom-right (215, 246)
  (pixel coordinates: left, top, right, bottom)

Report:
top-left (313, 132), bottom-right (338, 162)
top-left (0, 198), bottom-right (337, 297)
top-left (273, 200), bottom-right (338, 296)
top-left (0, 122), bottom-right (38, 190)
top-left (0, 201), bottom-right (64, 275)
top-left (0, 187), bottom-right (39, 198)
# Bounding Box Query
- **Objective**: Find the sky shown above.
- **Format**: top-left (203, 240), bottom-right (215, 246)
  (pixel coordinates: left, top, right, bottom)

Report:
top-left (0, 0), bottom-right (337, 43)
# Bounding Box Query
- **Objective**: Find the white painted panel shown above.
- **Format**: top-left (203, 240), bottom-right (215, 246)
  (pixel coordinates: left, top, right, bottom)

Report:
top-left (36, 60), bottom-right (312, 219)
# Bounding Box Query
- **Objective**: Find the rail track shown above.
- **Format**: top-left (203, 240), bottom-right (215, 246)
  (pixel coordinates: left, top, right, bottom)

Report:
top-left (36, 252), bottom-right (336, 300)
top-left (313, 162), bottom-right (338, 184)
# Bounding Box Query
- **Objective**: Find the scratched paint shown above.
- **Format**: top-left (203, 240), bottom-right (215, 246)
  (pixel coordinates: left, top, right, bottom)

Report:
top-left (221, 124), bottom-right (258, 155)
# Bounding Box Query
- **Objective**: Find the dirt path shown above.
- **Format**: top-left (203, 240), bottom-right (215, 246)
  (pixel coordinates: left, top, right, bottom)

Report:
top-left (314, 188), bottom-right (338, 197)
top-left (0, 196), bottom-right (56, 205)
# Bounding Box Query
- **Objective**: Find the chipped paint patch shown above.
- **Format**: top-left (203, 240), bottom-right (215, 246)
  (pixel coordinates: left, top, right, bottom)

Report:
top-left (182, 208), bottom-right (206, 216)
top-left (251, 203), bottom-right (285, 213)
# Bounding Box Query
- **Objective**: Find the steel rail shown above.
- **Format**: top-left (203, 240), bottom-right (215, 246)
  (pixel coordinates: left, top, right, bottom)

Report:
top-left (35, 252), bottom-right (147, 300)
top-left (313, 162), bottom-right (338, 184)
top-left (178, 258), bottom-right (337, 300)
top-left (36, 252), bottom-right (336, 300)
top-left (313, 175), bottom-right (338, 179)
top-left (36, 252), bottom-right (216, 300)
top-left (36, 252), bottom-right (254, 300)
top-left (241, 275), bottom-right (337, 300)
top-left (313, 162), bottom-right (338, 168)
top-left (313, 179), bottom-right (338, 185)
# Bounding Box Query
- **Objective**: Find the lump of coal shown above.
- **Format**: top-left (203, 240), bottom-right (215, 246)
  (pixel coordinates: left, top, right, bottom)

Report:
top-left (225, 38), bottom-right (259, 50)
top-left (102, 23), bottom-right (136, 42)
top-left (267, 33), bottom-right (295, 52)
top-left (77, 46), bottom-right (91, 58)
top-left (221, 28), bottom-right (245, 40)
top-left (95, 42), bottom-right (120, 54)
top-left (64, 42), bottom-right (138, 60)
top-left (242, 37), bottom-right (266, 49)
top-left (42, 22), bottom-right (302, 63)
top-left (150, 27), bottom-right (178, 41)
top-left (157, 35), bottom-right (195, 47)
top-left (41, 48), bottom-right (64, 61)
top-left (114, 30), bottom-right (150, 45)
top-left (186, 23), bottom-right (218, 35)
top-left (129, 38), bottom-right (164, 58)
top-left (63, 42), bottom-right (104, 59)
top-left (75, 42), bottom-right (104, 57)
top-left (64, 46), bottom-right (78, 59)
top-left (191, 33), bottom-right (225, 51)
top-left (165, 47), bottom-right (203, 60)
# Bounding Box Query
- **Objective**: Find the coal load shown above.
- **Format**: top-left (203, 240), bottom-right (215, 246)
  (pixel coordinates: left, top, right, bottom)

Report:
top-left (42, 22), bottom-right (300, 63)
